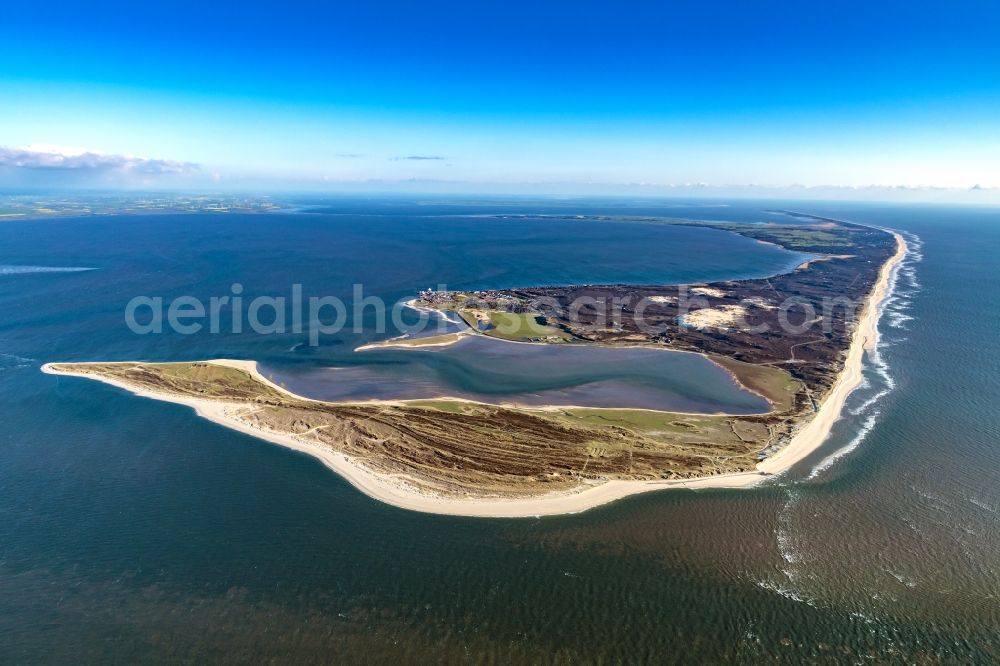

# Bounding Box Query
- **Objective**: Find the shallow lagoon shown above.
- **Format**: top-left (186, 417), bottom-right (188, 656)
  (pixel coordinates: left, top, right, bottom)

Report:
top-left (264, 335), bottom-right (771, 413)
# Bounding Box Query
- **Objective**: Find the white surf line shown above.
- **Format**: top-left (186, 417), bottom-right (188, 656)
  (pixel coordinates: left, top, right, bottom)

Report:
top-left (0, 265), bottom-right (97, 275)
top-left (805, 230), bottom-right (920, 481)
top-left (755, 230), bottom-right (907, 480)
top-left (806, 409), bottom-right (883, 480)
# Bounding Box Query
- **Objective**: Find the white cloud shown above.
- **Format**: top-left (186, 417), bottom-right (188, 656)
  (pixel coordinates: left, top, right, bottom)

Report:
top-left (390, 155), bottom-right (446, 161)
top-left (0, 144), bottom-right (199, 175)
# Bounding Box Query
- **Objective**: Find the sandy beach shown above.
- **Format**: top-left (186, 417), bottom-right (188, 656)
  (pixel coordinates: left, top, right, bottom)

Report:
top-left (41, 231), bottom-right (906, 518)
top-left (43, 359), bottom-right (765, 516)
top-left (757, 230), bottom-right (906, 475)
top-left (354, 331), bottom-right (470, 351)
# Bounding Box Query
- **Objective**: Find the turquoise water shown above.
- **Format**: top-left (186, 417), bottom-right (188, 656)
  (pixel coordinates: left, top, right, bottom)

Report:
top-left (0, 200), bottom-right (997, 662)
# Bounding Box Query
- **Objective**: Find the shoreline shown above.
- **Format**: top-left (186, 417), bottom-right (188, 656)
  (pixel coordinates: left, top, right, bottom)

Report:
top-left (357, 304), bottom-right (782, 412)
top-left (757, 230), bottom-right (906, 475)
top-left (41, 232), bottom-right (907, 518)
top-left (43, 360), bottom-right (766, 516)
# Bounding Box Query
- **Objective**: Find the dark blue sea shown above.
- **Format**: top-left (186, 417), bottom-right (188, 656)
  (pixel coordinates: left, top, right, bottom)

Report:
top-left (0, 198), bottom-right (997, 663)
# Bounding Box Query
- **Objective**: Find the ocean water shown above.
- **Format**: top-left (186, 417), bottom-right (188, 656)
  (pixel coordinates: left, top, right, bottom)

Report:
top-left (0, 199), bottom-right (997, 663)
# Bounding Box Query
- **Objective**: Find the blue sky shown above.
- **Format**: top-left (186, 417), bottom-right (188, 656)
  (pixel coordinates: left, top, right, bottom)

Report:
top-left (2, 0), bottom-right (999, 196)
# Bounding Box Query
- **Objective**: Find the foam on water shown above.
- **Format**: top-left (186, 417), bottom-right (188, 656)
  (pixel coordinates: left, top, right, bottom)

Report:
top-left (804, 230), bottom-right (922, 480)
top-left (883, 567), bottom-right (919, 589)
top-left (754, 578), bottom-right (820, 607)
top-left (767, 230), bottom-right (927, 611)
top-left (965, 496), bottom-right (998, 516)
top-left (753, 487), bottom-right (833, 609)
top-left (849, 388), bottom-right (889, 417)
top-left (807, 409), bottom-right (883, 480)
top-left (0, 265), bottom-right (97, 275)
top-left (0, 352), bottom-right (36, 371)
top-left (774, 488), bottom-right (810, 582)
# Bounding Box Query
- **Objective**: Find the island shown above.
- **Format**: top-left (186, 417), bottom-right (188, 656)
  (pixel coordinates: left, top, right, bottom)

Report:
top-left (42, 215), bottom-right (906, 517)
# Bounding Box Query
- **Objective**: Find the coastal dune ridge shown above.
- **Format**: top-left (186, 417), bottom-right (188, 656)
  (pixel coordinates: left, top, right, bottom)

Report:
top-left (40, 230), bottom-right (905, 517)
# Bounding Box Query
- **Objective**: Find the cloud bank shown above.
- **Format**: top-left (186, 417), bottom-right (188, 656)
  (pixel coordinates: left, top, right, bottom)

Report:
top-left (0, 145), bottom-right (199, 175)
top-left (390, 155), bottom-right (445, 161)
top-left (2, 144), bottom-right (995, 202)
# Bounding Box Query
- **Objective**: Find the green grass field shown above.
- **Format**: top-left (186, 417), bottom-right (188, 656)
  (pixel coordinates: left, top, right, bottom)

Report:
top-left (485, 311), bottom-right (572, 341)
top-left (708, 355), bottom-right (802, 413)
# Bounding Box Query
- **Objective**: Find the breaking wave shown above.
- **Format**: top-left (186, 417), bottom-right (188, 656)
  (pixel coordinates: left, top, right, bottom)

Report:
top-left (805, 230), bottom-right (921, 480)
top-left (807, 409), bottom-right (882, 480)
